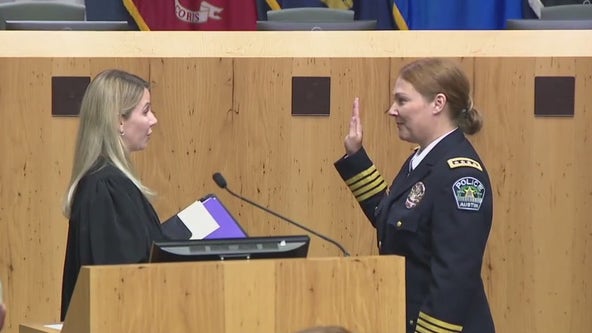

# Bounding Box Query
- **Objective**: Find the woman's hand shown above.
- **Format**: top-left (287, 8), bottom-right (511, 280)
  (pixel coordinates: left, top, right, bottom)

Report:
top-left (344, 97), bottom-right (363, 156)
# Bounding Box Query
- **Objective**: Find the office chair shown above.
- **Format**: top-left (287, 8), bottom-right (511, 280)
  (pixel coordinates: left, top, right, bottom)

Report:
top-left (266, 7), bottom-right (354, 23)
top-left (540, 4), bottom-right (592, 20)
top-left (506, 18), bottom-right (592, 29)
top-left (0, 1), bottom-right (85, 29)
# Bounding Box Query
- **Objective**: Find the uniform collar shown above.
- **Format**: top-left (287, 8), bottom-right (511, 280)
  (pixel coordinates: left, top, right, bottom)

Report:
top-left (411, 127), bottom-right (458, 171)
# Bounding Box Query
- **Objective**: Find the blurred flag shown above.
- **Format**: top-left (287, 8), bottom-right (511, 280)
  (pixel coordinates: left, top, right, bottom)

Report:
top-left (390, 0), bottom-right (524, 30)
top-left (123, 0), bottom-right (258, 30)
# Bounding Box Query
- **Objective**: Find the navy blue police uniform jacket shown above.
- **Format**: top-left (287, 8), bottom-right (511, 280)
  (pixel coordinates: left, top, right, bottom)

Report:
top-left (334, 128), bottom-right (495, 333)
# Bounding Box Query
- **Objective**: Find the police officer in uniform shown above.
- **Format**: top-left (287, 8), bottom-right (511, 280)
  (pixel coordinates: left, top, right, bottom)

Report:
top-left (334, 58), bottom-right (495, 333)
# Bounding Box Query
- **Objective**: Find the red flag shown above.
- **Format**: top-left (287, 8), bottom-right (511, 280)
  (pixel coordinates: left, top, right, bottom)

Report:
top-left (123, 0), bottom-right (258, 31)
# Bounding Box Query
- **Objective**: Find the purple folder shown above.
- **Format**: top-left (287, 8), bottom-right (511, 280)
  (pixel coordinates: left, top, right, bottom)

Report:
top-left (201, 194), bottom-right (248, 239)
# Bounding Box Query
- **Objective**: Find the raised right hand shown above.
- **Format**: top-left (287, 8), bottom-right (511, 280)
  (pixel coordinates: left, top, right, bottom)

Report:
top-left (344, 97), bottom-right (363, 156)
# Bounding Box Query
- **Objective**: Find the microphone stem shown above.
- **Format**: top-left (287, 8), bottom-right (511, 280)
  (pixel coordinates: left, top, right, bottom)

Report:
top-left (225, 187), bottom-right (350, 257)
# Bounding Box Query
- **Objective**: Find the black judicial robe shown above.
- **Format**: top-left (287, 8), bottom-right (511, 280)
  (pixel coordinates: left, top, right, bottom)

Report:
top-left (60, 162), bottom-right (190, 320)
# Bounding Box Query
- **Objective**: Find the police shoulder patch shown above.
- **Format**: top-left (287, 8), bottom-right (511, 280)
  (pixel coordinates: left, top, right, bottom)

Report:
top-left (447, 157), bottom-right (483, 171)
top-left (452, 177), bottom-right (486, 211)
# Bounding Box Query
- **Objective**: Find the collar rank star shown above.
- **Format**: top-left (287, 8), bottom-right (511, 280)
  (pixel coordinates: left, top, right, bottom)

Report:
top-left (452, 177), bottom-right (485, 211)
top-left (405, 182), bottom-right (425, 209)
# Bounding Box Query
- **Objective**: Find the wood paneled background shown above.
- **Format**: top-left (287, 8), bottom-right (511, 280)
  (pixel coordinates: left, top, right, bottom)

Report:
top-left (0, 32), bottom-right (591, 333)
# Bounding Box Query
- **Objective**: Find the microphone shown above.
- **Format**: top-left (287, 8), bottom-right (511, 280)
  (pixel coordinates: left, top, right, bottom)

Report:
top-left (212, 172), bottom-right (350, 257)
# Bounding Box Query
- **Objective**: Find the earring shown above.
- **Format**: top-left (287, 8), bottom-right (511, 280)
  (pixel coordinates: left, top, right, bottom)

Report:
top-left (120, 130), bottom-right (125, 137)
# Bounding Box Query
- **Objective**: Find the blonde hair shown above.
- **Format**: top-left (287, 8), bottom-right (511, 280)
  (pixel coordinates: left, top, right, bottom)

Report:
top-left (63, 69), bottom-right (152, 218)
top-left (398, 58), bottom-right (483, 135)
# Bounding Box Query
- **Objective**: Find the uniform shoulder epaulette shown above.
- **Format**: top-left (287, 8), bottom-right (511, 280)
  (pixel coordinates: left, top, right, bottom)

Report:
top-left (447, 157), bottom-right (482, 171)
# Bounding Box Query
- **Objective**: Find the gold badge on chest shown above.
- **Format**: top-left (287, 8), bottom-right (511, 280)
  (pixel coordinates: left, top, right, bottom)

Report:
top-left (405, 181), bottom-right (426, 209)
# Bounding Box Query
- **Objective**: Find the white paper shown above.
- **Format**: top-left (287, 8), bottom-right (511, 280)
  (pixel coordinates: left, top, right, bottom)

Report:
top-left (177, 200), bottom-right (220, 240)
top-left (44, 323), bottom-right (63, 330)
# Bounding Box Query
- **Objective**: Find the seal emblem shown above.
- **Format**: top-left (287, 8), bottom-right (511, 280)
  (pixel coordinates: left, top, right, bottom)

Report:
top-left (405, 182), bottom-right (425, 209)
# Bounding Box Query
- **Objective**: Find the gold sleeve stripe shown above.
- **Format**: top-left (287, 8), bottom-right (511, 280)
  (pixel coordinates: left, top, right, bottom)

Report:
top-left (349, 171), bottom-right (380, 192)
top-left (415, 325), bottom-right (432, 333)
top-left (352, 176), bottom-right (385, 197)
top-left (418, 312), bottom-right (462, 332)
top-left (416, 317), bottom-right (458, 333)
top-left (447, 157), bottom-right (482, 171)
top-left (356, 182), bottom-right (387, 202)
top-left (344, 165), bottom-right (377, 186)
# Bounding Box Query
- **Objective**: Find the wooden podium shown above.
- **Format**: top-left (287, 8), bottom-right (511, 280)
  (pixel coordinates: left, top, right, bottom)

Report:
top-left (39, 256), bottom-right (405, 333)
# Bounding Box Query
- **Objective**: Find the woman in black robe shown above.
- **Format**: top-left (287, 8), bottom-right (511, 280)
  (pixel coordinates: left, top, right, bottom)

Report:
top-left (60, 69), bottom-right (189, 320)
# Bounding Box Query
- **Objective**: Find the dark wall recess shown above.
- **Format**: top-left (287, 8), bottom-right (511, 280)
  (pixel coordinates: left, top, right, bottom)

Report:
top-left (292, 76), bottom-right (330, 116)
top-left (52, 76), bottom-right (91, 116)
top-left (534, 76), bottom-right (575, 117)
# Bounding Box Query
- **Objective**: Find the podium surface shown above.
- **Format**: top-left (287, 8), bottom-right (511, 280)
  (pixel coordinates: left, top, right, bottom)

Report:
top-left (51, 256), bottom-right (404, 333)
top-left (19, 324), bottom-right (60, 333)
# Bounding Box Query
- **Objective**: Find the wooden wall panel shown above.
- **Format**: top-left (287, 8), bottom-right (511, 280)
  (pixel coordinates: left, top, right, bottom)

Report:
top-left (473, 58), bottom-right (592, 332)
top-left (570, 58), bottom-right (592, 332)
top-left (0, 31), bottom-right (591, 333)
top-left (134, 58), bottom-right (235, 216)
top-left (474, 57), bottom-right (539, 331)
top-left (219, 57), bottom-right (396, 256)
top-left (1, 58), bottom-right (65, 328)
top-left (531, 58), bottom-right (577, 332)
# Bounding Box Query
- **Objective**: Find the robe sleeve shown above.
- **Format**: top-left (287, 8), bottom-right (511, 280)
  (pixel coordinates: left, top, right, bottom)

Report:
top-left (75, 175), bottom-right (154, 265)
